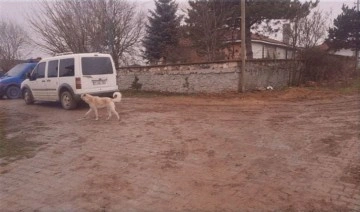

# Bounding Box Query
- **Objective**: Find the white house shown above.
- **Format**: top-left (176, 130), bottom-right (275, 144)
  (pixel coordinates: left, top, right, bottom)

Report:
top-left (318, 42), bottom-right (358, 57)
top-left (318, 43), bottom-right (359, 68)
top-left (175, 32), bottom-right (296, 64)
top-left (223, 33), bottom-right (295, 60)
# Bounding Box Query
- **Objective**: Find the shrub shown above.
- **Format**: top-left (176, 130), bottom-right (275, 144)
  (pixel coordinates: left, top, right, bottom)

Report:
top-left (299, 48), bottom-right (356, 84)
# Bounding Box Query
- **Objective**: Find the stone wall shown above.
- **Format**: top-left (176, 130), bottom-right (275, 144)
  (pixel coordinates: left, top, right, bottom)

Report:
top-left (117, 60), bottom-right (303, 93)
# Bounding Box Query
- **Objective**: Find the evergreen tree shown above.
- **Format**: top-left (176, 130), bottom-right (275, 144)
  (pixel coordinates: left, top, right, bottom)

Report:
top-left (186, 0), bottom-right (317, 59)
top-left (142, 0), bottom-right (182, 63)
top-left (327, 5), bottom-right (360, 53)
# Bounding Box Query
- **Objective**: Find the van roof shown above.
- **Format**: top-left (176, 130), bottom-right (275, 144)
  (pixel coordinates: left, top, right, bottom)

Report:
top-left (40, 53), bottom-right (112, 61)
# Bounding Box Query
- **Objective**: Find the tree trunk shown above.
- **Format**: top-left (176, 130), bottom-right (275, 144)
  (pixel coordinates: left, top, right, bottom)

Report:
top-left (245, 19), bottom-right (253, 59)
top-left (356, 49), bottom-right (359, 73)
top-left (111, 51), bottom-right (119, 69)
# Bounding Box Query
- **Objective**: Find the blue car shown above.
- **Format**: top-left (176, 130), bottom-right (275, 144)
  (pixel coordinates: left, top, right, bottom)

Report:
top-left (0, 60), bottom-right (39, 99)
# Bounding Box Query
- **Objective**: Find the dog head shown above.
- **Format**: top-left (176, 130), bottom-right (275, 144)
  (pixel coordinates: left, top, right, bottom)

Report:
top-left (81, 93), bottom-right (88, 101)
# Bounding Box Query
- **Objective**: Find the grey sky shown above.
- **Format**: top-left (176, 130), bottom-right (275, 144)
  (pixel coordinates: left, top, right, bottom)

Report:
top-left (0, 0), bottom-right (356, 59)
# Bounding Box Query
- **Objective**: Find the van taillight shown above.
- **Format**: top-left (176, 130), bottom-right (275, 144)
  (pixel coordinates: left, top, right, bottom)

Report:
top-left (75, 77), bottom-right (81, 89)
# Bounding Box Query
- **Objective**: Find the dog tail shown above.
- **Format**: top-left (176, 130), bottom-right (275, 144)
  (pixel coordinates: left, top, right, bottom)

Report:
top-left (112, 92), bottom-right (122, 103)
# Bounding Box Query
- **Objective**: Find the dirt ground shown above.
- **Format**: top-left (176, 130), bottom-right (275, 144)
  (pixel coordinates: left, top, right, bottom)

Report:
top-left (0, 87), bottom-right (359, 211)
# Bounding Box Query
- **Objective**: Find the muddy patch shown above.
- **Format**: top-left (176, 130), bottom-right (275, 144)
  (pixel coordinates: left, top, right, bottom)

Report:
top-left (161, 149), bottom-right (187, 161)
top-left (340, 164), bottom-right (360, 186)
top-left (0, 112), bottom-right (47, 166)
top-left (282, 200), bottom-right (349, 212)
top-left (309, 137), bottom-right (341, 157)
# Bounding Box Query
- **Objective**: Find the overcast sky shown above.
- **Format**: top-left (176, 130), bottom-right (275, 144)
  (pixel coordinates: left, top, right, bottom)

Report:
top-left (0, 0), bottom-right (356, 59)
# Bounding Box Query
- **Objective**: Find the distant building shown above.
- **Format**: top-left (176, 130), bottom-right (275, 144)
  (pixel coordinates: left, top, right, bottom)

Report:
top-left (176, 32), bottom-right (295, 64)
top-left (317, 42), bottom-right (360, 69)
top-left (317, 42), bottom-right (358, 57)
top-left (223, 33), bottom-right (295, 60)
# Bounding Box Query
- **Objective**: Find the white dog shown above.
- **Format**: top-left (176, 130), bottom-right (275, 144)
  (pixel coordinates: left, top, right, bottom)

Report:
top-left (81, 92), bottom-right (122, 120)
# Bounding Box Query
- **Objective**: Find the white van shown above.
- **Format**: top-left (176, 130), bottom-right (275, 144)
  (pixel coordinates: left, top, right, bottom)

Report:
top-left (21, 53), bottom-right (119, 109)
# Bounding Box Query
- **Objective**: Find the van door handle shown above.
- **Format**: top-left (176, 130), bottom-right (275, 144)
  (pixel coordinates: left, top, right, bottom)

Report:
top-left (41, 80), bottom-right (45, 82)
top-left (47, 79), bottom-right (51, 82)
top-left (83, 76), bottom-right (93, 78)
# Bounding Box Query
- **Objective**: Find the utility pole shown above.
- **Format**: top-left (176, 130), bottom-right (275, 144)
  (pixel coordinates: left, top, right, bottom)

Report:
top-left (357, 0), bottom-right (359, 69)
top-left (239, 0), bottom-right (246, 92)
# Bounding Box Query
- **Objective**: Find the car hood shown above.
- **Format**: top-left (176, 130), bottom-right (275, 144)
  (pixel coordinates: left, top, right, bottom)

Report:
top-left (0, 75), bottom-right (17, 84)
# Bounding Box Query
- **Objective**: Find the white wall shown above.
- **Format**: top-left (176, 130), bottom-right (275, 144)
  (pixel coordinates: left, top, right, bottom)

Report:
top-left (252, 43), bottom-right (263, 59)
top-left (333, 49), bottom-right (355, 57)
top-left (252, 43), bottom-right (292, 59)
top-left (118, 60), bottom-right (303, 93)
top-left (277, 48), bottom-right (287, 59)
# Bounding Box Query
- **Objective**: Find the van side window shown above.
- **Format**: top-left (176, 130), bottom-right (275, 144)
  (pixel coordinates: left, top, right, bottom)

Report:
top-left (59, 58), bottom-right (75, 77)
top-left (48, 60), bottom-right (58, 78)
top-left (35, 62), bottom-right (46, 79)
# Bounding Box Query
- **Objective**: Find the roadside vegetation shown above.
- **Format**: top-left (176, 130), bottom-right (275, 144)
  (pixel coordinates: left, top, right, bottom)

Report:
top-left (337, 76), bottom-right (360, 94)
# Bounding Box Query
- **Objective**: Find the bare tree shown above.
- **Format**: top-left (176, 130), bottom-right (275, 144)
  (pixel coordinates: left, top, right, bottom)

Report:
top-left (186, 0), bottom-right (231, 61)
top-left (28, 0), bottom-right (145, 67)
top-left (284, 9), bottom-right (332, 84)
top-left (286, 9), bottom-right (331, 50)
top-left (0, 20), bottom-right (29, 72)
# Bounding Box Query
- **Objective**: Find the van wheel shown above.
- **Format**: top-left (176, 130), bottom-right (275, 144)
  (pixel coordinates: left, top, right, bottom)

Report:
top-left (61, 91), bottom-right (77, 110)
top-left (23, 89), bottom-right (34, 104)
top-left (6, 85), bottom-right (21, 99)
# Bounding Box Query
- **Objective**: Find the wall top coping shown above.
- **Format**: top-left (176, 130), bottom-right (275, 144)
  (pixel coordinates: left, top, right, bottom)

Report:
top-left (118, 59), bottom-right (303, 70)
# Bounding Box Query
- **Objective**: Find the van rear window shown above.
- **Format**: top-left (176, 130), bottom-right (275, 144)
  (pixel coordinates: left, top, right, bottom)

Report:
top-left (82, 57), bottom-right (113, 75)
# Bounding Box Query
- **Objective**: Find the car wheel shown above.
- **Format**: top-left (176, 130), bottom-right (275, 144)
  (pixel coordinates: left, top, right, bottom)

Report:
top-left (60, 91), bottom-right (77, 110)
top-left (23, 88), bottom-right (34, 105)
top-left (6, 85), bottom-right (21, 99)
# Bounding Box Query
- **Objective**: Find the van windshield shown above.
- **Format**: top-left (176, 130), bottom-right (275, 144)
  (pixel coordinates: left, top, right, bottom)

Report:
top-left (82, 57), bottom-right (113, 75)
top-left (4, 63), bottom-right (29, 77)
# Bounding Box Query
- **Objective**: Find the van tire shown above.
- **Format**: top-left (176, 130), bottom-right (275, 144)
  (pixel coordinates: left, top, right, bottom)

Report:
top-left (23, 88), bottom-right (34, 104)
top-left (6, 85), bottom-right (21, 99)
top-left (60, 91), bottom-right (77, 110)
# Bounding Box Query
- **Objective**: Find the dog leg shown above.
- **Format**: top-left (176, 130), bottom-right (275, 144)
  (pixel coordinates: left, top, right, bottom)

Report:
top-left (84, 108), bottom-right (92, 118)
top-left (111, 107), bottom-right (120, 120)
top-left (106, 107), bottom-right (112, 120)
top-left (109, 104), bottom-right (119, 120)
top-left (93, 107), bottom-right (99, 120)
top-left (114, 111), bottom-right (120, 120)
